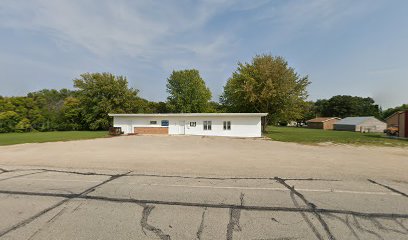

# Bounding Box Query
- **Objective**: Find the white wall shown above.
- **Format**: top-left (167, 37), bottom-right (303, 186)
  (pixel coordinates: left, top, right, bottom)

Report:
top-left (356, 119), bottom-right (387, 133)
top-left (113, 116), bottom-right (262, 137)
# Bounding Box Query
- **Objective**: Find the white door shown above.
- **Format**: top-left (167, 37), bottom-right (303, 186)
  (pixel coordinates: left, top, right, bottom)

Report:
top-left (179, 121), bottom-right (185, 134)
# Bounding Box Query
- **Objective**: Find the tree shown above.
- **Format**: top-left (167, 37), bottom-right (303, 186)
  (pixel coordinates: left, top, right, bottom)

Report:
top-left (143, 101), bottom-right (170, 113)
top-left (207, 101), bottom-right (226, 113)
top-left (0, 111), bottom-right (20, 133)
top-left (382, 104), bottom-right (408, 120)
top-left (296, 101), bottom-right (316, 125)
top-left (221, 54), bottom-right (310, 131)
top-left (60, 97), bottom-right (82, 130)
top-left (166, 69), bottom-right (212, 113)
top-left (27, 89), bottom-right (76, 131)
top-left (315, 95), bottom-right (381, 118)
top-left (74, 72), bottom-right (142, 130)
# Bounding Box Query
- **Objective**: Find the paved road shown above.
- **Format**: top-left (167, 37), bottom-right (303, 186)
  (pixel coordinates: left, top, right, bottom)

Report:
top-left (0, 166), bottom-right (407, 239)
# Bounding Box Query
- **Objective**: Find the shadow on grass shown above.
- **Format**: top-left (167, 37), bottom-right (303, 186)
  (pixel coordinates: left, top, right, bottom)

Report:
top-left (265, 130), bottom-right (284, 134)
top-left (363, 134), bottom-right (385, 139)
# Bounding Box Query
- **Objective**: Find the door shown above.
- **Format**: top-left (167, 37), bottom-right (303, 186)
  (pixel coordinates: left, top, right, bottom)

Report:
top-left (405, 112), bottom-right (408, 137)
top-left (179, 120), bottom-right (185, 134)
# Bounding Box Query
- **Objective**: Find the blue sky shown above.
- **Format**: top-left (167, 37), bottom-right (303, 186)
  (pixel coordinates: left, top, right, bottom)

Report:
top-left (0, 0), bottom-right (407, 108)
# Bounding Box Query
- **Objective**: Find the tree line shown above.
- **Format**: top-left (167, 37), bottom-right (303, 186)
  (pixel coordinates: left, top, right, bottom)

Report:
top-left (0, 54), bottom-right (405, 133)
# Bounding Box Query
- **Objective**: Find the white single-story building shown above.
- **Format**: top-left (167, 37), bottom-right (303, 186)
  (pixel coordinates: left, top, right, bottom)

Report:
top-left (109, 113), bottom-right (267, 138)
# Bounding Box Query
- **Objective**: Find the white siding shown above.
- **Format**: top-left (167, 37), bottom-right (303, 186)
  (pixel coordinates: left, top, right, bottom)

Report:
top-left (356, 119), bottom-right (387, 133)
top-left (334, 118), bottom-right (386, 132)
top-left (113, 115), bottom-right (262, 137)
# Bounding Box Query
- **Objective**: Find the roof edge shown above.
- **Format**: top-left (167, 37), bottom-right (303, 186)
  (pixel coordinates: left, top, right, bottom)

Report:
top-left (385, 110), bottom-right (407, 120)
top-left (306, 117), bottom-right (341, 123)
top-left (108, 113), bottom-right (268, 117)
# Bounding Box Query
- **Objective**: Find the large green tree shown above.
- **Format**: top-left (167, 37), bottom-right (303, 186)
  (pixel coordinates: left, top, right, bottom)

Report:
top-left (166, 69), bottom-right (212, 113)
top-left (315, 95), bottom-right (381, 118)
top-left (74, 72), bottom-right (142, 130)
top-left (221, 54), bottom-right (310, 131)
top-left (27, 89), bottom-right (75, 130)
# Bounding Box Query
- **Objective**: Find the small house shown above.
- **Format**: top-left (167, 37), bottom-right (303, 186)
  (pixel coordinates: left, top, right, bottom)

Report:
top-left (385, 111), bottom-right (408, 138)
top-left (306, 117), bottom-right (340, 130)
top-left (333, 116), bottom-right (386, 133)
top-left (108, 113), bottom-right (268, 138)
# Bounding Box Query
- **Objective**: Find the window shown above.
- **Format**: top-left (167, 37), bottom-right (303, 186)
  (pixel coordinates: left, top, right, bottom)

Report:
top-left (150, 121), bottom-right (157, 125)
top-left (203, 121), bottom-right (212, 130)
top-left (190, 122), bottom-right (196, 127)
top-left (223, 121), bottom-right (231, 130)
top-left (161, 120), bottom-right (169, 126)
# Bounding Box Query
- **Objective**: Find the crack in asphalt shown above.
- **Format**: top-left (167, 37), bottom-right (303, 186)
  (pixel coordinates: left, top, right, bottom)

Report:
top-left (1, 189), bottom-right (408, 219)
top-left (289, 191), bottom-right (324, 240)
top-left (129, 173), bottom-right (340, 182)
top-left (323, 213), bottom-right (361, 240)
top-left (393, 219), bottom-right (408, 233)
top-left (0, 167), bottom-right (116, 177)
top-left (0, 171), bottom-right (131, 237)
top-left (352, 215), bottom-right (384, 240)
top-left (0, 169), bottom-right (406, 239)
top-left (26, 206), bottom-right (69, 240)
top-left (46, 206), bottom-right (68, 224)
top-left (280, 178), bottom-right (340, 182)
top-left (71, 201), bottom-right (85, 213)
top-left (367, 179), bottom-right (408, 198)
top-left (274, 177), bottom-right (336, 240)
top-left (226, 193), bottom-right (245, 240)
top-left (0, 170), bottom-right (46, 182)
top-left (226, 208), bottom-right (242, 240)
top-left (368, 218), bottom-right (408, 234)
top-left (36, 168), bottom-right (113, 176)
top-left (139, 204), bottom-right (171, 240)
top-left (239, 192), bottom-right (245, 206)
top-left (196, 207), bottom-right (207, 240)
top-left (0, 168), bottom-right (341, 182)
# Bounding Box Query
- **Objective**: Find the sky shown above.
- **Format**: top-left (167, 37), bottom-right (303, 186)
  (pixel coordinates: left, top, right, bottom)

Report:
top-left (0, 0), bottom-right (407, 109)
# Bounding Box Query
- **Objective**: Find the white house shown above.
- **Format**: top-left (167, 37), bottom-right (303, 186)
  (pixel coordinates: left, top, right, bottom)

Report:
top-left (109, 113), bottom-right (267, 138)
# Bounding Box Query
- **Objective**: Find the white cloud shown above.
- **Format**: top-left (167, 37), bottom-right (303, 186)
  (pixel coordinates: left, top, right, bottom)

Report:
top-left (0, 0), bottom-right (381, 63)
top-left (0, 0), bottom-right (237, 58)
top-left (1, 0), bottom-right (399, 105)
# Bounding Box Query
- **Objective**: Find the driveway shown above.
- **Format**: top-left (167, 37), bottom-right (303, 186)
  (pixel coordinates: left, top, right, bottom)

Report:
top-left (0, 136), bottom-right (407, 239)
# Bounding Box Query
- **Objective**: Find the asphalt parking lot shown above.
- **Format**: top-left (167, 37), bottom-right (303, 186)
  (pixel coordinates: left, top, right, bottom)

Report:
top-left (0, 166), bottom-right (407, 240)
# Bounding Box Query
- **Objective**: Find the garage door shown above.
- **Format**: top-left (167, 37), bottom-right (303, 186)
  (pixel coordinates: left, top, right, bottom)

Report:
top-left (134, 127), bottom-right (168, 135)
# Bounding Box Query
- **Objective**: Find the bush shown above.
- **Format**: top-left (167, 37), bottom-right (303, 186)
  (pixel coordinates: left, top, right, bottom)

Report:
top-left (15, 118), bottom-right (32, 132)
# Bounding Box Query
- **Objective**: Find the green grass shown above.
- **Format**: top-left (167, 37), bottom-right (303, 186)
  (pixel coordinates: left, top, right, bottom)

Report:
top-left (0, 131), bottom-right (109, 146)
top-left (265, 126), bottom-right (408, 147)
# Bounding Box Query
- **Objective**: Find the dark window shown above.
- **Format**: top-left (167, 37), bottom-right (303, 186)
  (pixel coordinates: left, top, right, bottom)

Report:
top-left (150, 121), bottom-right (157, 125)
top-left (203, 121), bottom-right (212, 130)
top-left (223, 121), bottom-right (231, 130)
top-left (161, 120), bottom-right (169, 126)
top-left (190, 122), bottom-right (196, 127)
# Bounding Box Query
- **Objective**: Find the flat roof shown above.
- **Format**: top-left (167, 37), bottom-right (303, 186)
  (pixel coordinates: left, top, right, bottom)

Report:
top-left (109, 113), bottom-right (268, 117)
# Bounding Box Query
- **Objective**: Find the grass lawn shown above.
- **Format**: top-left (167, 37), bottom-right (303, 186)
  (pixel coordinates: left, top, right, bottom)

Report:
top-left (0, 131), bottom-right (109, 146)
top-left (265, 126), bottom-right (408, 147)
